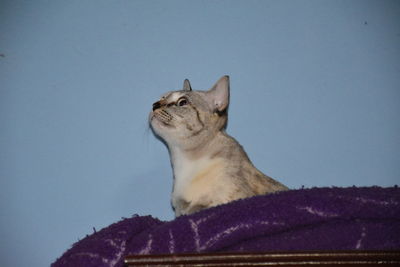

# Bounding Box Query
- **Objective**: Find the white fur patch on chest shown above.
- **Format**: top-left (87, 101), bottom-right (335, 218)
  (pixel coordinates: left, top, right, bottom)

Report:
top-left (171, 152), bottom-right (225, 202)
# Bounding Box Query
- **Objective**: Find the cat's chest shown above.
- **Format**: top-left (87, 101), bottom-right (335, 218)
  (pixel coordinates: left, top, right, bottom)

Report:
top-left (171, 155), bottom-right (225, 199)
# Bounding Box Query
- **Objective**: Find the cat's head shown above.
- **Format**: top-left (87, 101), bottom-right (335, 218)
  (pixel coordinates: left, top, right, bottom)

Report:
top-left (150, 76), bottom-right (230, 150)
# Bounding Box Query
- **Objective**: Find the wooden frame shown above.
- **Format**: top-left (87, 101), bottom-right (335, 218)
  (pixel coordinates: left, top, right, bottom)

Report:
top-left (125, 251), bottom-right (400, 266)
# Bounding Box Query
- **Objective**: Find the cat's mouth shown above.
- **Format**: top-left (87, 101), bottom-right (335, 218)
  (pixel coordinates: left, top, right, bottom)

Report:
top-left (151, 110), bottom-right (175, 128)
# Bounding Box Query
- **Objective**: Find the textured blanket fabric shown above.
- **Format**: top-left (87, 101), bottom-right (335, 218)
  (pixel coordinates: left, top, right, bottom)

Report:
top-left (52, 187), bottom-right (400, 267)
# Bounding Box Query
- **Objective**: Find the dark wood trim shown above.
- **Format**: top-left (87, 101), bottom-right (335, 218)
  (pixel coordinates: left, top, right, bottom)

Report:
top-left (125, 251), bottom-right (400, 266)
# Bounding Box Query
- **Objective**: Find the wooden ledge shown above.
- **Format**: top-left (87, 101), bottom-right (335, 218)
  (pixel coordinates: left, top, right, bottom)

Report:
top-left (125, 251), bottom-right (400, 266)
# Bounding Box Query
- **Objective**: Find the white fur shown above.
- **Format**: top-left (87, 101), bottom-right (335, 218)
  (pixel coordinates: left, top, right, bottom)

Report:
top-left (162, 91), bottom-right (183, 102)
top-left (169, 148), bottom-right (230, 214)
top-left (170, 149), bottom-right (215, 200)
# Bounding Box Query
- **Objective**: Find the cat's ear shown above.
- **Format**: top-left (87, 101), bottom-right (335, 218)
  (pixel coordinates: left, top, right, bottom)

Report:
top-left (206, 75), bottom-right (230, 112)
top-left (183, 79), bottom-right (192, 91)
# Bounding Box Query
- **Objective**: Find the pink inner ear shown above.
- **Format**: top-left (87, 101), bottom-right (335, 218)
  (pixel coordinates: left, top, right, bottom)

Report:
top-left (207, 76), bottom-right (230, 112)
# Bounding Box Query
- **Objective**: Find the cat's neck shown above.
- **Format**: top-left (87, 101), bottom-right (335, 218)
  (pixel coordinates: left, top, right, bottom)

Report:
top-left (169, 131), bottom-right (223, 177)
top-left (169, 130), bottom-right (226, 161)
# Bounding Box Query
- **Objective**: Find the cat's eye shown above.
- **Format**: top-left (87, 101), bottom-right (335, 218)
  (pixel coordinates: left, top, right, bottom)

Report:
top-left (177, 98), bottom-right (188, 107)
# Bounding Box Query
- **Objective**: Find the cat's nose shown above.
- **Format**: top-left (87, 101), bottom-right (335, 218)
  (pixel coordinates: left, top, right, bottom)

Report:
top-left (152, 101), bottom-right (161, 111)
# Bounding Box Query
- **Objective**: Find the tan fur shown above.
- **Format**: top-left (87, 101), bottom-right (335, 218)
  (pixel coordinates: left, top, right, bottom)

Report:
top-left (191, 161), bottom-right (223, 186)
top-left (150, 76), bottom-right (288, 217)
top-left (183, 159), bottom-right (226, 206)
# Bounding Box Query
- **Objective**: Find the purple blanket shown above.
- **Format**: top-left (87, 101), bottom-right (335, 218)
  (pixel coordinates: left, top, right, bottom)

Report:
top-left (52, 187), bottom-right (400, 267)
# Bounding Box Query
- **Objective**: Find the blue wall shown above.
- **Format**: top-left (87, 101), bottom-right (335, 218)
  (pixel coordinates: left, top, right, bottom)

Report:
top-left (1, 0), bottom-right (399, 266)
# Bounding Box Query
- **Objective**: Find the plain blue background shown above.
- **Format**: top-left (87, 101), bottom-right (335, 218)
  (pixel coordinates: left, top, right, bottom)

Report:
top-left (1, 0), bottom-right (399, 266)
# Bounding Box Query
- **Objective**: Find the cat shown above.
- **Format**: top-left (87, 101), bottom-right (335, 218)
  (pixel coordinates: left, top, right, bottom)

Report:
top-left (149, 76), bottom-right (288, 217)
